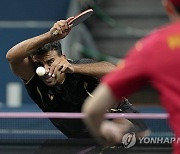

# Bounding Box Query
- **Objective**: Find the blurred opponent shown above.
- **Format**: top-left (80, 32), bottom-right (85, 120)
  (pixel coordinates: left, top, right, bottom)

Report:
top-left (83, 0), bottom-right (180, 153)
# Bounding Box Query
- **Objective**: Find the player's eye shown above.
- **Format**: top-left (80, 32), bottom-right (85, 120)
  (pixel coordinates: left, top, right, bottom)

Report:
top-left (47, 59), bottom-right (54, 66)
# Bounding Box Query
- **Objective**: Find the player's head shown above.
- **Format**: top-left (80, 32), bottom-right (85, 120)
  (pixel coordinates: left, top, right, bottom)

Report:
top-left (31, 40), bottom-right (65, 86)
top-left (33, 40), bottom-right (62, 56)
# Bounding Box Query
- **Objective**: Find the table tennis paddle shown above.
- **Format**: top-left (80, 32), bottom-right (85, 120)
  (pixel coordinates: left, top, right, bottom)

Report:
top-left (52, 9), bottom-right (94, 36)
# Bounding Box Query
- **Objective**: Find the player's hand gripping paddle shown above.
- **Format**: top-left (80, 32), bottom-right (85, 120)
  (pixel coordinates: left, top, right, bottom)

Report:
top-left (52, 9), bottom-right (93, 36)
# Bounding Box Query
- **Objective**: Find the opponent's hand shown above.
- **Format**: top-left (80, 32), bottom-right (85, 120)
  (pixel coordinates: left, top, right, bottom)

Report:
top-left (98, 120), bottom-right (127, 146)
top-left (48, 55), bottom-right (74, 77)
top-left (50, 17), bottom-right (74, 39)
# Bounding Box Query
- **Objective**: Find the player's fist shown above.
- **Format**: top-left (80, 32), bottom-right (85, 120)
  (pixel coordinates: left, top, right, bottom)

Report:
top-left (50, 17), bottom-right (74, 39)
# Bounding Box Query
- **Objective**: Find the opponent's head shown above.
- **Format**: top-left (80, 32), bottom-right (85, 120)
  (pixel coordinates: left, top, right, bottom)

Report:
top-left (162, 0), bottom-right (180, 20)
top-left (31, 40), bottom-right (65, 86)
top-left (169, 0), bottom-right (180, 7)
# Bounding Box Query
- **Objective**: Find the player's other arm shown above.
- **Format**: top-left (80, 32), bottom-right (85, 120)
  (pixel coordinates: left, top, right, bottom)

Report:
top-left (73, 61), bottom-right (116, 78)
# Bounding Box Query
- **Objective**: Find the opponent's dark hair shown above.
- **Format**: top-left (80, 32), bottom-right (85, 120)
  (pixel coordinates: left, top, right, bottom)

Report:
top-left (174, 6), bottom-right (180, 14)
top-left (33, 40), bottom-right (62, 56)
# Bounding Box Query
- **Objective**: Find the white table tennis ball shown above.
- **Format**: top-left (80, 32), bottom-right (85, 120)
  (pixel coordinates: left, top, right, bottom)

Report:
top-left (36, 66), bottom-right (45, 76)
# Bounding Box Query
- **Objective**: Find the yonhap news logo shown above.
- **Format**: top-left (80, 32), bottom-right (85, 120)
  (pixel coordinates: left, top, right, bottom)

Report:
top-left (122, 132), bottom-right (180, 148)
top-left (122, 132), bottom-right (136, 148)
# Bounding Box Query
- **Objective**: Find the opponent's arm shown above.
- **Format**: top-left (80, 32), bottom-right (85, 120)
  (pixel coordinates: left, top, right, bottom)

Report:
top-left (6, 18), bottom-right (73, 81)
top-left (82, 84), bottom-right (127, 145)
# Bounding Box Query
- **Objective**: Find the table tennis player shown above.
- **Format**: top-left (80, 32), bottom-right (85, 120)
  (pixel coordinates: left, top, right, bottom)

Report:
top-left (6, 17), bottom-right (149, 139)
top-left (83, 0), bottom-right (180, 153)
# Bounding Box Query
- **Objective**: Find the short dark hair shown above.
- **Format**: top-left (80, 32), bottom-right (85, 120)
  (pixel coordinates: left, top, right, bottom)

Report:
top-left (33, 40), bottom-right (62, 56)
top-left (174, 5), bottom-right (180, 14)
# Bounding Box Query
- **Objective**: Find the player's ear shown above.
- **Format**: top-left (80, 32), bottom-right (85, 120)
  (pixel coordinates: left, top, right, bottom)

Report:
top-left (61, 54), bottom-right (66, 59)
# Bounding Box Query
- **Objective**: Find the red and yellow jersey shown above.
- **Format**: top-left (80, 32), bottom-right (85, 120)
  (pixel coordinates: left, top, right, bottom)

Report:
top-left (102, 21), bottom-right (180, 153)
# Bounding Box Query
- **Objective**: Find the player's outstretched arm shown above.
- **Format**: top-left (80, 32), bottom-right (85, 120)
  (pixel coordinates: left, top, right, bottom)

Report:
top-left (6, 19), bottom-right (72, 81)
